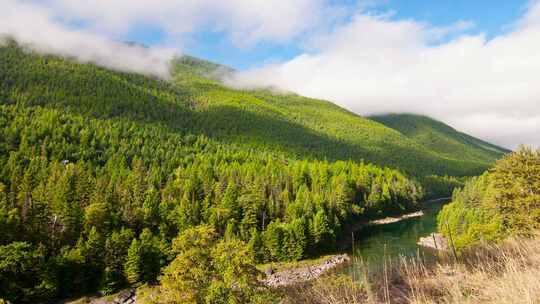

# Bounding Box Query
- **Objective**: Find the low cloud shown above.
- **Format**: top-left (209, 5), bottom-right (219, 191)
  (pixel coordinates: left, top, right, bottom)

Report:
top-left (229, 4), bottom-right (540, 149)
top-left (0, 0), bottom-right (177, 78)
top-left (1, 0), bottom-right (330, 77)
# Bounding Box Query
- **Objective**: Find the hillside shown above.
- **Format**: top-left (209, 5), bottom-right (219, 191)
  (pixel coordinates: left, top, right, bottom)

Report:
top-left (172, 59), bottom-right (505, 177)
top-left (0, 42), bottom-right (506, 177)
top-left (0, 42), bottom-right (507, 303)
top-left (0, 42), bottom-right (426, 303)
top-left (371, 113), bottom-right (510, 164)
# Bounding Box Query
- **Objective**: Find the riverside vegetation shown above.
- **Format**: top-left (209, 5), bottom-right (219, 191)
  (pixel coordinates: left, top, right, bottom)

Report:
top-left (0, 41), bottom-right (509, 303)
top-left (282, 147), bottom-right (540, 304)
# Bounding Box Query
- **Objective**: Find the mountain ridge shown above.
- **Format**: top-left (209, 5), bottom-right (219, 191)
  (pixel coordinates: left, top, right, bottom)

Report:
top-left (0, 43), bottom-right (507, 176)
top-left (370, 113), bottom-right (510, 164)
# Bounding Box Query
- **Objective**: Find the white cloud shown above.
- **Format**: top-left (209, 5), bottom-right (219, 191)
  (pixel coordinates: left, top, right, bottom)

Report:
top-left (1, 0), bottom-right (330, 76)
top-left (229, 4), bottom-right (540, 149)
top-left (38, 0), bottom-right (328, 47)
top-left (0, 0), bottom-right (177, 77)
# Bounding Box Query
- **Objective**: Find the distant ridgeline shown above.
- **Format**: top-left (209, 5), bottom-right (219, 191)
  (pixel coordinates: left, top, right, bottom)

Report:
top-left (0, 42), bottom-right (505, 303)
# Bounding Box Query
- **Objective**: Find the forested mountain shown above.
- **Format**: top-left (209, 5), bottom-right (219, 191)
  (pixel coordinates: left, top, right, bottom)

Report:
top-left (371, 113), bottom-right (509, 165)
top-left (0, 41), bottom-right (505, 303)
top-left (172, 58), bottom-right (507, 177)
top-left (1, 41), bottom-right (506, 177)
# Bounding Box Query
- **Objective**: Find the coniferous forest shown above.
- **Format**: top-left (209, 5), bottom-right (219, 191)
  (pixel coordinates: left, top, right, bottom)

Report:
top-left (438, 147), bottom-right (540, 251)
top-left (0, 41), bottom-right (508, 303)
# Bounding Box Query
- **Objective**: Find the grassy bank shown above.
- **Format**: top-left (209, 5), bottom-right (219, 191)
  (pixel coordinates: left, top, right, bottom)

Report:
top-left (280, 236), bottom-right (540, 303)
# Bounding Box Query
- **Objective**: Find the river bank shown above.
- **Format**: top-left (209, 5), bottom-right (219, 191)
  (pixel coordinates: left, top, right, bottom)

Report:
top-left (283, 237), bottom-right (540, 304)
top-left (338, 197), bottom-right (451, 251)
top-left (264, 198), bottom-right (452, 288)
top-left (263, 254), bottom-right (350, 287)
top-left (417, 232), bottom-right (449, 251)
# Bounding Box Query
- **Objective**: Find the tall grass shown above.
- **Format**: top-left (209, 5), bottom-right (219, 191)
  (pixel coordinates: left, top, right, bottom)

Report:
top-left (281, 237), bottom-right (540, 303)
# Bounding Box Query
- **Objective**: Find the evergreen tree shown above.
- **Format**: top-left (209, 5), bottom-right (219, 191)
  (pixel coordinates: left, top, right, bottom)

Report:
top-left (311, 210), bottom-right (335, 251)
top-left (439, 147), bottom-right (540, 250)
top-left (124, 239), bottom-right (141, 285)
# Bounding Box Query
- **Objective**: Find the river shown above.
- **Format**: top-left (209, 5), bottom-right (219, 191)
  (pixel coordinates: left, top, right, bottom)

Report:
top-left (342, 199), bottom-right (450, 276)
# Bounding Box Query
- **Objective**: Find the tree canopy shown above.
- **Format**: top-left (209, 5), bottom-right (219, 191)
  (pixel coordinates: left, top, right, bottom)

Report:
top-left (438, 147), bottom-right (540, 251)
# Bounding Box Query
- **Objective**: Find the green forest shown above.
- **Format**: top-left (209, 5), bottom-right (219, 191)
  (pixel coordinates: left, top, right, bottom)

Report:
top-left (438, 147), bottom-right (540, 251)
top-left (0, 42), bottom-right (507, 303)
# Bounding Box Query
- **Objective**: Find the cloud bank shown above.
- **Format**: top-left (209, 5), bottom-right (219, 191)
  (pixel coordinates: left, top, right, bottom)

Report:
top-left (1, 0), bottom-right (327, 77)
top-left (43, 0), bottom-right (328, 47)
top-left (0, 0), bottom-right (178, 78)
top-left (230, 3), bottom-right (540, 149)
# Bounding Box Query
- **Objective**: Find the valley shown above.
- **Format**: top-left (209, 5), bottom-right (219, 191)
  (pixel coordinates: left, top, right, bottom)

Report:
top-left (0, 42), bottom-right (510, 303)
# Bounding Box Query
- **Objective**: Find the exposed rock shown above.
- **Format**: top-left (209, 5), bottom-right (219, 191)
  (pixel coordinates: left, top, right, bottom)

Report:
top-left (418, 233), bottom-right (449, 251)
top-left (112, 288), bottom-right (136, 304)
top-left (61, 288), bottom-right (136, 304)
top-left (368, 211), bottom-right (424, 225)
top-left (263, 254), bottom-right (350, 288)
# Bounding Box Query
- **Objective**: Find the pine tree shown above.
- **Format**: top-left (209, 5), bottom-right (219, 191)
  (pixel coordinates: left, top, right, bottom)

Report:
top-left (311, 209), bottom-right (334, 250)
top-left (124, 239), bottom-right (141, 285)
top-left (263, 221), bottom-right (284, 261)
top-left (139, 229), bottom-right (162, 282)
top-left (247, 229), bottom-right (265, 263)
top-left (224, 219), bottom-right (238, 241)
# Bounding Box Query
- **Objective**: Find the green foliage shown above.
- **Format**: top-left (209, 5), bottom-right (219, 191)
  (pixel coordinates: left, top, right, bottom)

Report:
top-left (371, 113), bottom-right (508, 166)
top-left (487, 147), bottom-right (540, 234)
top-left (0, 242), bottom-right (55, 303)
top-left (0, 42), bottom-right (505, 302)
top-left (144, 226), bottom-right (270, 304)
top-left (437, 174), bottom-right (503, 250)
top-left (420, 175), bottom-right (466, 199)
top-left (438, 147), bottom-right (540, 251)
top-left (101, 228), bottom-right (134, 294)
top-left (124, 239), bottom-right (142, 285)
top-left (311, 209), bottom-right (335, 251)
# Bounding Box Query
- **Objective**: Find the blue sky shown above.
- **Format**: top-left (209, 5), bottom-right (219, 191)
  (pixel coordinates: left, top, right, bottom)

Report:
top-left (126, 0), bottom-right (529, 70)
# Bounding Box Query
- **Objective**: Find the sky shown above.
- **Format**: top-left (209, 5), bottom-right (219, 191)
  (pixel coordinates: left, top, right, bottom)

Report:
top-left (1, 0), bottom-right (539, 149)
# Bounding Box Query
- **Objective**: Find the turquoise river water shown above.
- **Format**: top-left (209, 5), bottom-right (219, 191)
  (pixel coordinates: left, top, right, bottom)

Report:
top-left (342, 200), bottom-right (449, 276)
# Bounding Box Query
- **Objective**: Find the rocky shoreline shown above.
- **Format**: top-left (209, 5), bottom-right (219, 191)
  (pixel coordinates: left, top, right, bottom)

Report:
top-left (417, 233), bottom-right (449, 251)
top-left (263, 254), bottom-right (351, 288)
top-left (368, 210), bottom-right (424, 225)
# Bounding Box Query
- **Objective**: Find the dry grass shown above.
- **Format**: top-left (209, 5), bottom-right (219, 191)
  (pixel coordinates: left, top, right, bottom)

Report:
top-left (281, 237), bottom-right (540, 304)
top-left (280, 275), bottom-right (369, 304)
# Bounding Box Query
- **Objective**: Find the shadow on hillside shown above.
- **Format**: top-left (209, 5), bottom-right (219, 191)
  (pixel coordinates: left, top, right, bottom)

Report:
top-left (0, 44), bottom-right (488, 176)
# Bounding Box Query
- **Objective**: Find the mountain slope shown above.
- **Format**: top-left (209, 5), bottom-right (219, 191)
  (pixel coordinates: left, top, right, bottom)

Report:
top-left (0, 42), bottom-right (504, 176)
top-left (0, 42), bottom-right (509, 303)
top-left (169, 57), bottom-right (506, 176)
top-left (370, 114), bottom-right (510, 165)
top-left (0, 43), bottom-right (427, 302)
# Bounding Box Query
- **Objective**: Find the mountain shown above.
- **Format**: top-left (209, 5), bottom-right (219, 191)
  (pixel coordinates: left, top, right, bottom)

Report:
top-left (0, 42), bottom-right (506, 177)
top-left (0, 42), bottom-right (509, 303)
top-left (171, 55), bottom-right (507, 177)
top-left (175, 55), bottom-right (234, 80)
top-left (370, 114), bottom-right (510, 164)
top-left (0, 42), bottom-right (425, 302)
